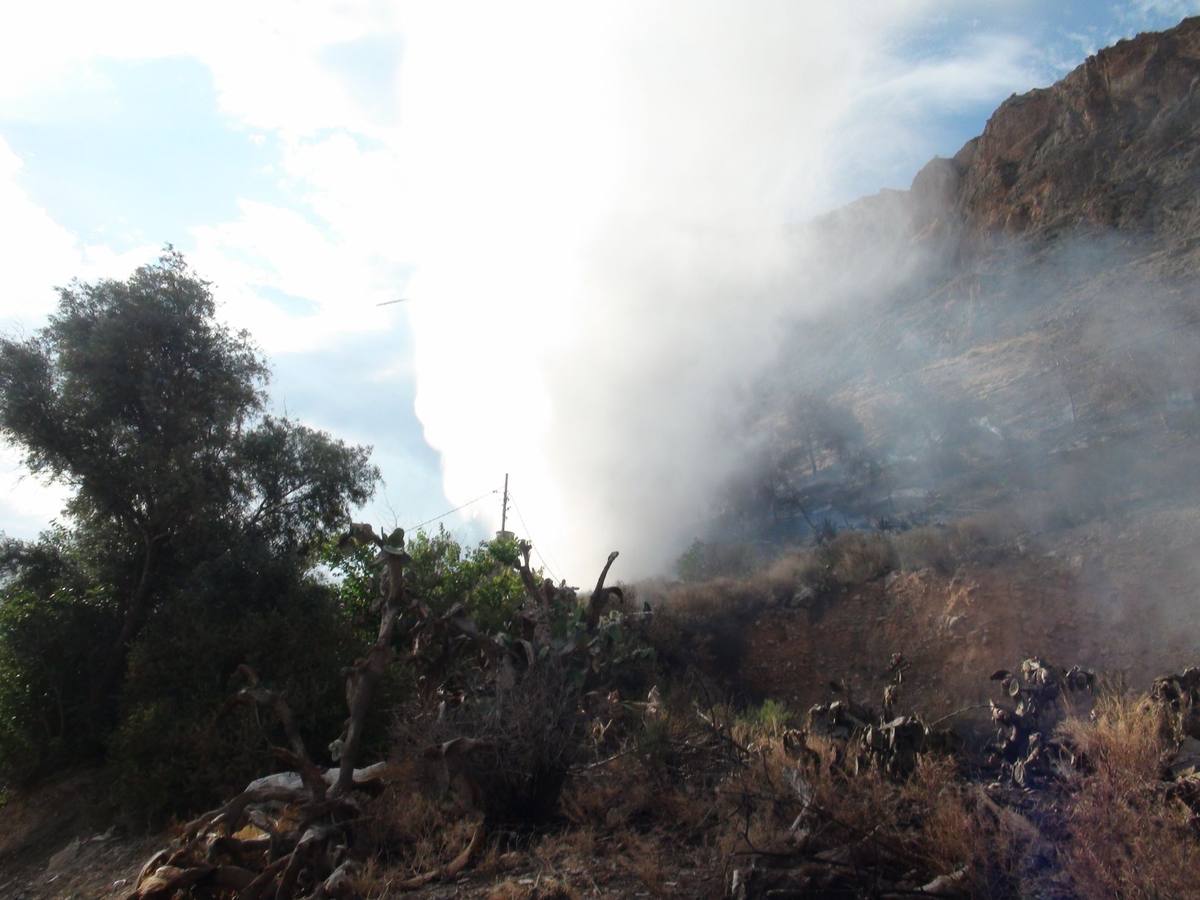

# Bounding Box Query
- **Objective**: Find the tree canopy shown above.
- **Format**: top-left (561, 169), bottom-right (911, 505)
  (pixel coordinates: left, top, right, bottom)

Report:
top-left (0, 249), bottom-right (380, 771)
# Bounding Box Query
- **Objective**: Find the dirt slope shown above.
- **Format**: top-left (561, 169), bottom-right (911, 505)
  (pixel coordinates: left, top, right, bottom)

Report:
top-left (734, 493), bottom-right (1200, 718)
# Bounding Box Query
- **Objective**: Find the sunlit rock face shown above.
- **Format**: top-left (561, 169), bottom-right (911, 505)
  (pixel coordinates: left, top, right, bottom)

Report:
top-left (955, 16), bottom-right (1200, 237)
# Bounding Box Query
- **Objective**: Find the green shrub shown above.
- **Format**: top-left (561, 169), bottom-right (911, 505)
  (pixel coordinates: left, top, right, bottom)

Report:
top-left (0, 532), bottom-right (120, 785)
top-left (402, 528), bottom-right (527, 634)
top-left (742, 698), bottom-right (794, 738)
top-left (110, 559), bottom-right (370, 824)
top-left (0, 588), bottom-right (119, 783)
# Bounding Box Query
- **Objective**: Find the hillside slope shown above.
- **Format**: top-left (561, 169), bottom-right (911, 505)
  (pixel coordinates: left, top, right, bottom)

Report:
top-left (693, 17), bottom-right (1200, 706)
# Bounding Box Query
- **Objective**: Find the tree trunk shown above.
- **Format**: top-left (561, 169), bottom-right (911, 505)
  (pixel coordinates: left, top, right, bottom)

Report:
top-left (333, 549), bottom-right (404, 795)
top-left (91, 536), bottom-right (158, 718)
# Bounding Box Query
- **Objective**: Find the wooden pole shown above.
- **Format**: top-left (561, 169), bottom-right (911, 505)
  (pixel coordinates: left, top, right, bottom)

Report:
top-left (500, 473), bottom-right (509, 534)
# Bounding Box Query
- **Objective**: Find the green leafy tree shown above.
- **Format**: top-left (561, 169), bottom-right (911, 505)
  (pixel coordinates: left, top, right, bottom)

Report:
top-left (0, 249), bottom-right (379, 772)
top-left (327, 526), bottom-right (528, 638)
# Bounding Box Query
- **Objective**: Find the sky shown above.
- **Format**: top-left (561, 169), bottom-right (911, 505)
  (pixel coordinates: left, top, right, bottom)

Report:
top-left (1, 0), bottom-right (1197, 579)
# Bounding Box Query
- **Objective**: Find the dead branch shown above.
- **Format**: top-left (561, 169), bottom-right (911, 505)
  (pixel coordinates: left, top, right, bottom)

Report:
top-left (235, 663), bottom-right (327, 801)
top-left (333, 527), bottom-right (408, 796)
top-left (238, 855), bottom-right (292, 900)
top-left (392, 823), bottom-right (484, 892)
top-left (516, 540), bottom-right (543, 605)
top-left (275, 826), bottom-right (331, 900)
top-left (586, 551), bottom-right (621, 629)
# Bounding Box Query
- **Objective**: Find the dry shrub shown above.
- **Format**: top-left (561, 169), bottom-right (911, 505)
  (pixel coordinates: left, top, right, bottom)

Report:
top-left (643, 580), bottom-right (768, 679)
top-left (893, 526), bottom-right (964, 573)
top-left (893, 512), bottom-right (1015, 574)
top-left (1057, 694), bottom-right (1200, 899)
top-left (561, 749), bottom-right (710, 835)
top-left (391, 660), bottom-right (585, 826)
top-left (823, 531), bottom-right (899, 585)
top-left (359, 757), bottom-right (481, 879)
top-left (714, 735), bottom-right (1032, 896)
top-left (533, 826), bottom-right (596, 862)
top-left (646, 533), bottom-right (904, 676)
top-left (562, 756), bottom-right (656, 830)
top-left (619, 832), bottom-right (666, 895)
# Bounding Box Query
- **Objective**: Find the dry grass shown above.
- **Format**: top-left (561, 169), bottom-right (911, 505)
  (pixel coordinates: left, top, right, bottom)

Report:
top-left (487, 876), bottom-right (581, 900)
top-left (617, 832), bottom-right (667, 895)
top-left (822, 531), bottom-right (899, 585)
top-left (1057, 694), bottom-right (1200, 899)
top-left (418, 686), bottom-right (1200, 897)
top-left (356, 757), bottom-right (483, 891)
top-left (711, 730), bottom-right (1035, 897)
top-left (892, 511), bottom-right (1017, 573)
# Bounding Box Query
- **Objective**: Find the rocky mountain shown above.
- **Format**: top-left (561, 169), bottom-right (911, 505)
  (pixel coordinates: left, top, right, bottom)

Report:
top-left (954, 15), bottom-right (1200, 239)
top-left (699, 17), bottom-right (1200, 697)
top-left (753, 16), bottom-right (1200, 513)
top-left (852, 16), bottom-right (1200, 248)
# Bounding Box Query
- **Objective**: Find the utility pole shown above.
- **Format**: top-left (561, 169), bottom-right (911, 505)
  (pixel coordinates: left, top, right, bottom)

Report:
top-left (500, 473), bottom-right (510, 534)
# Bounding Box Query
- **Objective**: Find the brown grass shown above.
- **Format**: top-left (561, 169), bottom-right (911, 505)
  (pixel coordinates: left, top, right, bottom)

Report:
top-left (892, 511), bottom-right (1017, 573)
top-left (711, 730), bottom-right (1035, 896)
top-left (1057, 694), bottom-right (1200, 899)
top-left (487, 876), bottom-right (581, 900)
top-left (617, 832), bottom-right (667, 895)
top-left (356, 757), bottom-right (483, 891)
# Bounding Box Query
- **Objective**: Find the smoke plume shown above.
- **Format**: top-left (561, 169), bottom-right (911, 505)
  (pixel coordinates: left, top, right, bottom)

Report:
top-left (397, 2), bottom-right (1043, 578)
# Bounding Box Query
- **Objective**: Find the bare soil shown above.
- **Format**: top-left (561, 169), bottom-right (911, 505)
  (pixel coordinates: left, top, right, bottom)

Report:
top-left (0, 769), bottom-right (162, 899)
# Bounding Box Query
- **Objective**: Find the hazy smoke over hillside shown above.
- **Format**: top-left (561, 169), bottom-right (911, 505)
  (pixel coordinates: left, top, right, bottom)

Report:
top-left (398, 3), bottom-right (1043, 578)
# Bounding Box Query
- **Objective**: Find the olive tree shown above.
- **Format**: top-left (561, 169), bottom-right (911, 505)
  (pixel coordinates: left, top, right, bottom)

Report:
top-left (0, 249), bottom-right (379, 758)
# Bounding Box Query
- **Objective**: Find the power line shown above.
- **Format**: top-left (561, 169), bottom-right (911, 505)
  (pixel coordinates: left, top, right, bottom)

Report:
top-left (508, 492), bottom-right (561, 584)
top-left (407, 489), bottom-right (498, 532)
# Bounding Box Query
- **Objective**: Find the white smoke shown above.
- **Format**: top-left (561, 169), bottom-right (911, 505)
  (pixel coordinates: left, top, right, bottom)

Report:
top-left (397, 2), bottom-right (1044, 578)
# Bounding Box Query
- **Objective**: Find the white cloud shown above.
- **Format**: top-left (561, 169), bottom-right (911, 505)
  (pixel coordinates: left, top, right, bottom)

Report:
top-left (0, 0), bottom-right (401, 136)
top-left (187, 196), bottom-right (405, 354)
top-left (0, 139), bottom-right (79, 328)
top-left (1123, 0), bottom-right (1200, 23)
top-left (0, 136), bottom-right (156, 332)
top-left (0, 444), bottom-right (70, 540)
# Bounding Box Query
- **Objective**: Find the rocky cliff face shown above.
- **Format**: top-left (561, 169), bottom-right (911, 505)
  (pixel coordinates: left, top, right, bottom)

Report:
top-left (954, 16), bottom-right (1200, 236)
top-left (739, 16), bottom-right (1200, 545)
top-left (831, 16), bottom-right (1200, 252)
top-left (809, 16), bottom-right (1200, 424)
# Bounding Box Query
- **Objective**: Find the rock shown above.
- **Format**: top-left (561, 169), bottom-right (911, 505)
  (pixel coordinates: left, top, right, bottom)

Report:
top-left (245, 760), bottom-right (392, 793)
top-left (322, 861), bottom-right (360, 897)
top-left (1167, 736), bottom-right (1200, 779)
top-left (956, 17), bottom-right (1200, 236)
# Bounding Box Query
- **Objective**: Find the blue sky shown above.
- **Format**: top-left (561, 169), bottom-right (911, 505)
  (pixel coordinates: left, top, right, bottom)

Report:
top-left (1, 1), bottom-right (1196, 574)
